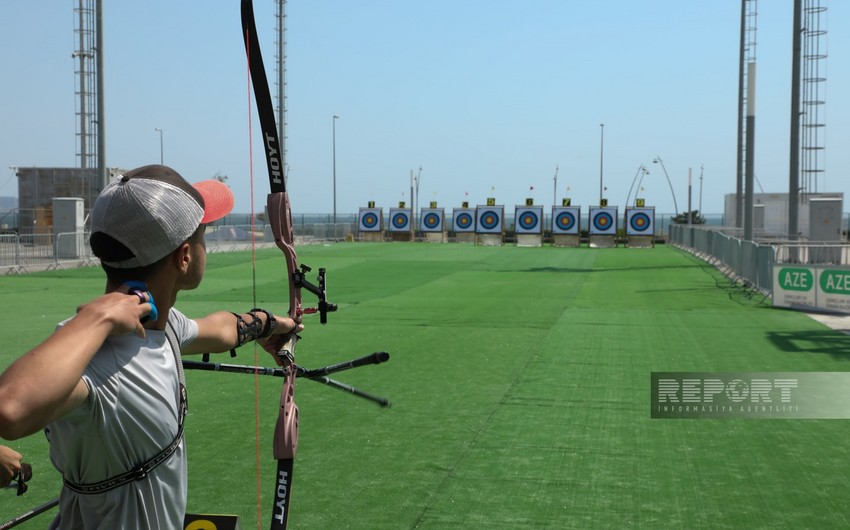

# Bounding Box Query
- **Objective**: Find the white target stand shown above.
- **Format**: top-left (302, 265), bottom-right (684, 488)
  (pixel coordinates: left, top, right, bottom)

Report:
top-left (514, 204), bottom-right (543, 247)
top-left (475, 204), bottom-right (504, 246)
top-left (516, 234), bottom-right (541, 247)
top-left (420, 207), bottom-right (447, 243)
top-left (551, 206), bottom-right (581, 247)
top-left (451, 207), bottom-right (476, 243)
top-left (625, 207), bottom-right (655, 248)
top-left (358, 206), bottom-right (384, 242)
top-left (388, 207), bottom-right (413, 242)
top-left (588, 206), bottom-right (618, 248)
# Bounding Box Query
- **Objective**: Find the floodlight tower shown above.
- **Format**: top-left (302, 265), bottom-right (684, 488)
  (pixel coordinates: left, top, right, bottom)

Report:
top-left (735, 0), bottom-right (757, 230)
top-left (788, 0), bottom-right (828, 240)
top-left (73, 0), bottom-right (107, 201)
top-left (800, 3), bottom-right (828, 194)
top-left (73, 0), bottom-right (97, 170)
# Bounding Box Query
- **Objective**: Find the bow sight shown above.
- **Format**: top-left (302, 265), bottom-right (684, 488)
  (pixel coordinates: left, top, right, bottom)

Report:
top-left (295, 265), bottom-right (338, 324)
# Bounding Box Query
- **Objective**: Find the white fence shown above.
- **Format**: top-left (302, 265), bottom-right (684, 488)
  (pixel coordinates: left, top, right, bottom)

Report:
top-left (0, 223), bottom-right (358, 275)
top-left (670, 224), bottom-right (850, 295)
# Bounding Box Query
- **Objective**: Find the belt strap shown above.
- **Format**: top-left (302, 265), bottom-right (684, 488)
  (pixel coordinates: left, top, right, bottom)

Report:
top-left (64, 321), bottom-right (188, 494)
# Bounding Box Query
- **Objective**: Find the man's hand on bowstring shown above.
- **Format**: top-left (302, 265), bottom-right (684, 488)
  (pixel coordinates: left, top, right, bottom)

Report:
top-left (75, 285), bottom-right (156, 338)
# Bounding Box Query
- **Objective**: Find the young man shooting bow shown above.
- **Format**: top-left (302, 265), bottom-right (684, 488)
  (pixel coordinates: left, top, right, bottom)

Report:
top-left (0, 164), bottom-right (302, 529)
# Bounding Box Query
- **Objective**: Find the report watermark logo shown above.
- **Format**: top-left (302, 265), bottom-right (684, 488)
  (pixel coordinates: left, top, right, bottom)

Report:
top-left (651, 372), bottom-right (850, 419)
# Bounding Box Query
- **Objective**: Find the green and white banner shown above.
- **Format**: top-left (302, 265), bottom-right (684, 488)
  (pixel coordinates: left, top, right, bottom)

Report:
top-left (817, 269), bottom-right (850, 313)
top-left (773, 265), bottom-right (850, 314)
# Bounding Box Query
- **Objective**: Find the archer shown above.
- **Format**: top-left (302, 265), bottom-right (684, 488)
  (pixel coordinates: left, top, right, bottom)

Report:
top-left (0, 164), bottom-right (302, 529)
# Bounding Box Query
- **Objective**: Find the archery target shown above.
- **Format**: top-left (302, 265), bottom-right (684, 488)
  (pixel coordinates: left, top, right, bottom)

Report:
top-left (514, 206), bottom-right (543, 234)
top-left (388, 208), bottom-right (411, 232)
top-left (551, 206), bottom-right (581, 235)
top-left (452, 209), bottom-right (475, 232)
top-left (589, 206), bottom-right (618, 235)
top-left (358, 207), bottom-right (382, 232)
top-left (420, 208), bottom-right (444, 232)
top-left (626, 207), bottom-right (655, 235)
top-left (475, 206), bottom-right (503, 234)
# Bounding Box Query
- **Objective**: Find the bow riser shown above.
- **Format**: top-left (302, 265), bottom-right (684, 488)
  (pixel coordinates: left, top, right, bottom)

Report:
top-left (267, 192), bottom-right (302, 324)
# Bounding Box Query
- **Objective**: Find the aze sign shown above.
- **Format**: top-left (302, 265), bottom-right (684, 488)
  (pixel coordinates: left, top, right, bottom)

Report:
top-left (817, 269), bottom-right (850, 313)
top-left (773, 267), bottom-right (816, 309)
top-left (773, 265), bottom-right (850, 314)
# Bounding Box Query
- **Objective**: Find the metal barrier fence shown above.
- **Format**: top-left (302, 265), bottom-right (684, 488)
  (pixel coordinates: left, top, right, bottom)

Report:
top-left (0, 222), bottom-right (358, 275)
top-left (670, 224), bottom-right (850, 296)
top-left (774, 244), bottom-right (850, 266)
top-left (0, 232), bottom-right (97, 274)
top-left (669, 225), bottom-right (778, 293)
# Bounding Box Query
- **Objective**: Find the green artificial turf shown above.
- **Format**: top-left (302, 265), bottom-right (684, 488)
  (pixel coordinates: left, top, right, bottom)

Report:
top-left (1, 243), bottom-right (849, 528)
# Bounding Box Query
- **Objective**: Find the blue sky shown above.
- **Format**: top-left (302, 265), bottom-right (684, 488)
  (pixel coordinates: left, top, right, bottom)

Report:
top-left (1, 1), bottom-right (848, 217)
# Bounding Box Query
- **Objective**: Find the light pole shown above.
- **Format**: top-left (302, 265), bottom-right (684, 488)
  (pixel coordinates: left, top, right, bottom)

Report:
top-left (652, 156), bottom-right (679, 217)
top-left (636, 166), bottom-right (649, 203)
top-left (332, 115), bottom-right (338, 224)
top-left (625, 164), bottom-right (642, 207)
top-left (154, 128), bottom-right (164, 165)
top-left (699, 164), bottom-right (704, 216)
top-left (687, 168), bottom-right (693, 225)
top-left (626, 164), bottom-right (648, 207)
top-left (599, 124), bottom-right (604, 204)
top-left (553, 165), bottom-right (559, 206)
top-left (414, 165), bottom-right (422, 225)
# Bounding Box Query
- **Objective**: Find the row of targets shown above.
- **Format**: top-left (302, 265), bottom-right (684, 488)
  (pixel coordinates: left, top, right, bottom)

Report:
top-left (358, 201), bottom-right (655, 236)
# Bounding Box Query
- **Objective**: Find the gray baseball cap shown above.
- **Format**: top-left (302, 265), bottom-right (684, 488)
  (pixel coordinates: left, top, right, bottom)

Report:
top-left (90, 164), bottom-right (234, 268)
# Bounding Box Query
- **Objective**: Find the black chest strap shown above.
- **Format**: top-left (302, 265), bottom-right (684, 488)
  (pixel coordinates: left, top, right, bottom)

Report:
top-left (63, 322), bottom-right (188, 495)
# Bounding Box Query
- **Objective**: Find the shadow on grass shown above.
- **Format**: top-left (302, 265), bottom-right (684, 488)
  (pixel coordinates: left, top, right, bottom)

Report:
top-left (520, 264), bottom-right (704, 274)
top-left (766, 330), bottom-right (850, 357)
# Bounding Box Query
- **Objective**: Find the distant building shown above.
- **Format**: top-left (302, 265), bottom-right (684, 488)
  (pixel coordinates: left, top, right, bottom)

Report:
top-left (15, 167), bottom-right (124, 234)
top-left (724, 192), bottom-right (844, 239)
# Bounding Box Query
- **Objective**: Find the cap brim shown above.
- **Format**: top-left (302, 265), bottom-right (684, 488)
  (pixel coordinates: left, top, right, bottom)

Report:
top-left (193, 180), bottom-right (235, 224)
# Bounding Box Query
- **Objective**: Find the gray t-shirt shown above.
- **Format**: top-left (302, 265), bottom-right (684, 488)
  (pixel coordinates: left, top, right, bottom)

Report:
top-left (46, 308), bottom-right (198, 530)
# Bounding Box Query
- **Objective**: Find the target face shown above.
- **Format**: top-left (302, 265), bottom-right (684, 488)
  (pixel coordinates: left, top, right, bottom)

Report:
top-left (629, 213), bottom-right (650, 231)
top-left (515, 207), bottom-right (543, 234)
top-left (453, 211), bottom-right (475, 232)
top-left (424, 213), bottom-right (440, 228)
top-left (475, 207), bottom-right (503, 234)
top-left (358, 208), bottom-right (382, 232)
top-left (554, 211), bottom-right (577, 232)
top-left (362, 213), bottom-right (378, 228)
top-left (626, 208), bottom-right (655, 235)
top-left (420, 209), bottom-right (444, 232)
top-left (479, 211), bottom-right (499, 229)
top-left (391, 213), bottom-right (408, 228)
top-left (519, 212), bottom-right (538, 229)
top-left (593, 212), bottom-right (613, 231)
top-left (389, 209), bottom-right (410, 232)
top-left (589, 207), bottom-right (617, 235)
